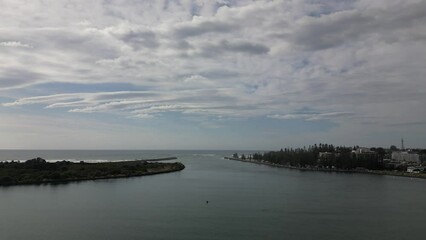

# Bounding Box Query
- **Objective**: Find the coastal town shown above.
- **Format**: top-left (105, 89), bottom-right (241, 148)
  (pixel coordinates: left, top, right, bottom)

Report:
top-left (228, 139), bottom-right (426, 177)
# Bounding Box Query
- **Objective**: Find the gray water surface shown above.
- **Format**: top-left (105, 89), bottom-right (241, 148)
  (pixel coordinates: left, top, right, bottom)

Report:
top-left (1, 150), bottom-right (425, 240)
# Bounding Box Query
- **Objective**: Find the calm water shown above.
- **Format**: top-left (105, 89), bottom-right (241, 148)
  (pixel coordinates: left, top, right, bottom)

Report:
top-left (1, 150), bottom-right (425, 240)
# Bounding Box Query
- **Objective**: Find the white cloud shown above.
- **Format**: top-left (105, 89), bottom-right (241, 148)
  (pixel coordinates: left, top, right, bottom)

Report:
top-left (0, 41), bottom-right (32, 48)
top-left (1, 0), bottom-right (426, 147)
top-left (268, 112), bottom-right (354, 121)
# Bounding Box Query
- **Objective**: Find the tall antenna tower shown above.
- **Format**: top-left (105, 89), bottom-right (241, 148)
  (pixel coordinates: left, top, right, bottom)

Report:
top-left (401, 138), bottom-right (404, 151)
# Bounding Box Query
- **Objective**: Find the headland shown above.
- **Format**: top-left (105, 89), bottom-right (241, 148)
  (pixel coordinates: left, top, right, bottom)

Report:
top-left (0, 157), bottom-right (185, 186)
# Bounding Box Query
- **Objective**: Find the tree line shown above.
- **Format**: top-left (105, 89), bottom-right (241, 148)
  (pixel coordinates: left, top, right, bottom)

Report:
top-left (235, 143), bottom-right (386, 170)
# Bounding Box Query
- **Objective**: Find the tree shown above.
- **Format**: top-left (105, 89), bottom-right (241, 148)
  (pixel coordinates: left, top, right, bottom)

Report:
top-left (375, 147), bottom-right (386, 157)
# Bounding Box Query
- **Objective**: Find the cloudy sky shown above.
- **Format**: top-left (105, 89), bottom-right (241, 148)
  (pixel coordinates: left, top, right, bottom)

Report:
top-left (1, 0), bottom-right (425, 150)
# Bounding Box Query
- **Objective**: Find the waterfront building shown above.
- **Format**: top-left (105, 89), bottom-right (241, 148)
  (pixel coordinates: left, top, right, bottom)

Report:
top-left (353, 147), bottom-right (375, 154)
top-left (351, 148), bottom-right (381, 169)
top-left (391, 151), bottom-right (420, 163)
top-left (407, 166), bottom-right (424, 173)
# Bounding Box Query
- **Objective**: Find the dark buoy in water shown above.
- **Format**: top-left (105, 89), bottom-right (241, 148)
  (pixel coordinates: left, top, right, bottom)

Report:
top-left (206, 201), bottom-right (209, 204)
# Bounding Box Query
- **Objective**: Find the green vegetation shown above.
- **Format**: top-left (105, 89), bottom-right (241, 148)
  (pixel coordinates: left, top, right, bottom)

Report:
top-left (234, 143), bottom-right (423, 170)
top-left (248, 144), bottom-right (383, 170)
top-left (0, 157), bottom-right (185, 186)
top-left (230, 143), bottom-right (426, 179)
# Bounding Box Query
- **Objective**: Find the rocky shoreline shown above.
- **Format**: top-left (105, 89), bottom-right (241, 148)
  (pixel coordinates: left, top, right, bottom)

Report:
top-left (225, 157), bottom-right (426, 180)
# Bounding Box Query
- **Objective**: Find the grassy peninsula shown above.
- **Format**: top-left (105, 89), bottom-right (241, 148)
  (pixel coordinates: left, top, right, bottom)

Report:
top-left (0, 157), bottom-right (185, 186)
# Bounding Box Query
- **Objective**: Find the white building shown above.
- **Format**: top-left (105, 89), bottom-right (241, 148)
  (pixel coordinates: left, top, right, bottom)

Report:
top-left (407, 166), bottom-right (423, 173)
top-left (352, 147), bottom-right (375, 154)
top-left (391, 151), bottom-right (420, 163)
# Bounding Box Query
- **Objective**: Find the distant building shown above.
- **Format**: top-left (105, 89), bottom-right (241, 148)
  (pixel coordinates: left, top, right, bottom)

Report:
top-left (391, 151), bottom-right (420, 163)
top-left (407, 166), bottom-right (423, 173)
top-left (352, 147), bottom-right (378, 159)
top-left (350, 147), bottom-right (381, 169)
top-left (352, 147), bottom-right (375, 154)
top-left (318, 152), bottom-right (335, 158)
